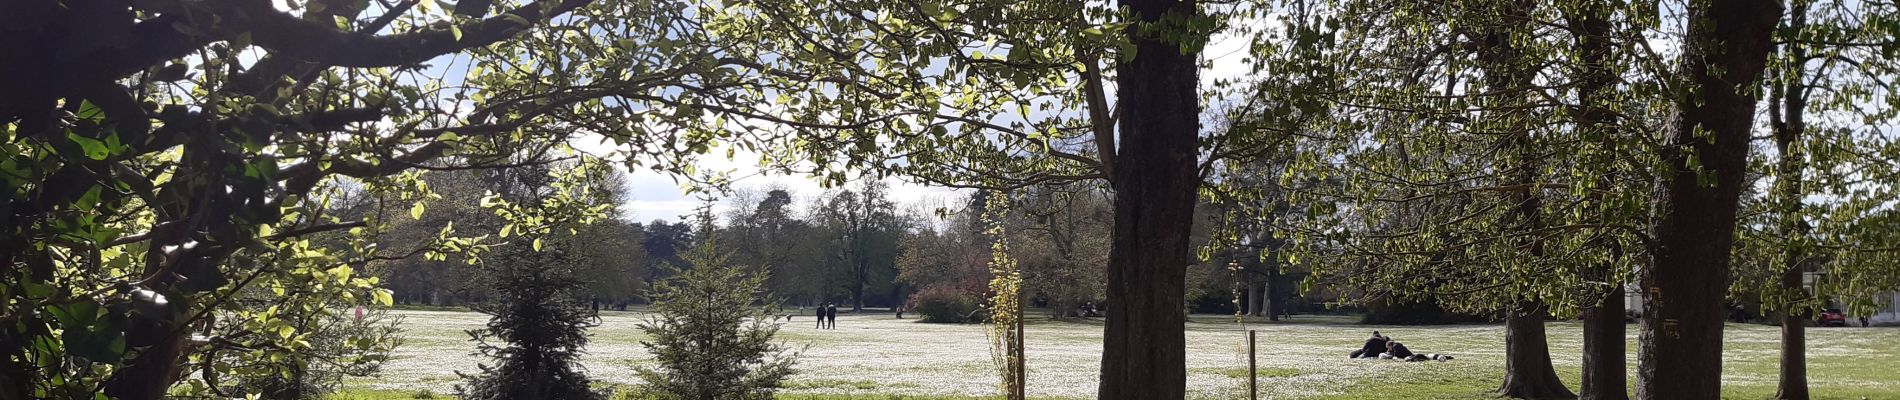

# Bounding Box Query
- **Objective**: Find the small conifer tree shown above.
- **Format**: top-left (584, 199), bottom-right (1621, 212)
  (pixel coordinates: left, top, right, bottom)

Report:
top-left (457, 244), bottom-right (602, 400)
top-left (634, 197), bottom-right (798, 399)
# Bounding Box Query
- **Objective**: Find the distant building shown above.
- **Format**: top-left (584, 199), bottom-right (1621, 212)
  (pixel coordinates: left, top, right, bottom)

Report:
top-left (1867, 292), bottom-right (1900, 326)
top-left (1622, 278), bottom-right (1899, 326)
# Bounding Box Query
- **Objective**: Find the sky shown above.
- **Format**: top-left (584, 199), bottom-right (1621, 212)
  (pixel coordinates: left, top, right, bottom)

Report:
top-left (605, 147), bottom-right (967, 223)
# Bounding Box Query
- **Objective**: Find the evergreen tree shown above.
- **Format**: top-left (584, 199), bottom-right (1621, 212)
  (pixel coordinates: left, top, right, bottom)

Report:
top-left (456, 244), bottom-right (603, 400)
top-left (635, 202), bottom-right (798, 399)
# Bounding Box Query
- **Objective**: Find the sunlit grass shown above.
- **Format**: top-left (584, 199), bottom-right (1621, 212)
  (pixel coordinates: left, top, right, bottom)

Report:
top-left (339, 310), bottom-right (1900, 399)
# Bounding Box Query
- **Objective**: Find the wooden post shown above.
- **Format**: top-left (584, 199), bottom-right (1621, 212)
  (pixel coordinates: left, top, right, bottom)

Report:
top-left (1014, 302), bottom-right (1026, 400)
top-left (1248, 330), bottom-right (1258, 400)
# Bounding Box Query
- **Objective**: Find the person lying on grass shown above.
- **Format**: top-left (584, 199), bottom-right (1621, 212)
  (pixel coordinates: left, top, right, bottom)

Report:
top-left (1378, 340), bottom-right (1453, 362)
top-left (1348, 331), bottom-right (1389, 359)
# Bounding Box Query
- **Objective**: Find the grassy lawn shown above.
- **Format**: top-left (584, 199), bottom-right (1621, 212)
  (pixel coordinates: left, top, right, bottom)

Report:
top-left (336, 309), bottom-right (1900, 399)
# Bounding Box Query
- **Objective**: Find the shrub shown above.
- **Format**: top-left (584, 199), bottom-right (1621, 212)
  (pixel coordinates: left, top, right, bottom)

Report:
top-left (1186, 290), bottom-right (1237, 315)
top-left (909, 286), bottom-right (983, 323)
top-left (233, 305), bottom-right (403, 399)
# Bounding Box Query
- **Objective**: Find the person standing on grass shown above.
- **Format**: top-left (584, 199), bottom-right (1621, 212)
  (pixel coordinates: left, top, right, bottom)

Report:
top-left (826, 304), bottom-right (838, 329)
top-left (816, 304), bottom-right (826, 329)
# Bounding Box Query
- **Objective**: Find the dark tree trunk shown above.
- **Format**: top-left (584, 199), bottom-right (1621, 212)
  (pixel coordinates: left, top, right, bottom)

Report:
top-left (1771, 5), bottom-right (1811, 399)
top-left (1499, 301), bottom-right (1577, 399)
top-left (1471, 2), bottom-right (1569, 396)
top-left (1581, 286), bottom-right (1628, 400)
top-left (1098, 0), bottom-right (1201, 397)
top-left (106, 140), bottom-right (233, 399)
top-left (1776, 306), bottom-right (1809, 400)
top-left (852, 257), bottom-right (867, 312)
top-left (1569, 3), bottom-right (1625, 397)
top-left (1637, 1), bottom-right (1780, 399)
top-left (105, 335), bottom-right (188, 400)
top-left (1265, 267), bottom-right (1281, 321)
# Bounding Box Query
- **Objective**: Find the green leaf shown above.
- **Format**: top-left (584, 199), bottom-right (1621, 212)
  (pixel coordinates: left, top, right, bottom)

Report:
top-left (66, 132), bottom-right (110, 160)
top-left (532, 237), bottom-right (544, 251)
top-left (449, 24), bottom-right (463, 41)
top-left (410, 202), bottom-right (426, 220)
top-left (373, 289), bottom-right (394, 306)
top-left (76, 100), bottom-right (105, 120)
top-left (74, 185), bottom-right (103, 209)
top-left (327, 265), bottom-right (354, 282)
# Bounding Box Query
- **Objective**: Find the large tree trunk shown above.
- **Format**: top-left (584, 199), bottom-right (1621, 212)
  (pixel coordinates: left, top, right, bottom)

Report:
top-left (1472, 1), bottom-right (1570, 395)
top-left (1776, 306), bottom-right (1809, 400)
top-left (1098, 0), bottom-right (1201, 397)
top-left (1571, 3), bottom-right (1627, 394)
top-left (106, 141), bottom-right (232, 399)
top-left (1499, 301), bottom-right (1577, 399)
top-left (1636, 1), bottom-right (1780, 399)
top-left (1581, 286), bottom-right (1628, 400)
top-left (1566, 2), bottom-right (1630, 396)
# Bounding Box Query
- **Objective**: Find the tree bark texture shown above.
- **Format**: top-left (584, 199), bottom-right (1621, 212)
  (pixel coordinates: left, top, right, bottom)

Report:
top-left (1637, 1), bottom-right (1781, 399)
top-left (1581, 286), bottom-right (1629, 400)
top-left (1499, 301), bottom-right (1578, 399)
top-left (1098, 0), bottom-right (1202, 397)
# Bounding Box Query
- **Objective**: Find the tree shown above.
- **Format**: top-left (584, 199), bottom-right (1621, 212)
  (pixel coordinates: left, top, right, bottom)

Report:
top-left (0, 0), bottom-right (763, 396)
top-left (1733, 1), bottom-right (1900, 398)
top-left (1560, 2), bottom-right (1632, 398)
top-left (687, 0), bottom-right (1226, 393)
top-left (1012, 185), bottom-right (1111, 318)
top-left (811, 180), bottom-right (907, 311)
top-left (895, 198), bottom-right (992, 298)
top-left (1204, 110), bottom-right (1329, 321)
top-left (1274, 1), bottom-right (1653, 397)
top-left (572, 219), bottom-right (651, 309)
top-left (635, 201), bottom-right (798, 399)
top-left (457, 160), bottom-right (620, 400)
top-left (455, 243), bottom-right (602, 400)
top-left (644, 220), bottom-right (696, 272)
top-left (1636, 1), bottom-right (1781, 398)
top-left (725, 188), bottom-right (834, 305)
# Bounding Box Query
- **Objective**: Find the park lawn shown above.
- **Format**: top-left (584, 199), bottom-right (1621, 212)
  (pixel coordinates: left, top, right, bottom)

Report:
top-left (335, 309), bottom-right (1900, 399)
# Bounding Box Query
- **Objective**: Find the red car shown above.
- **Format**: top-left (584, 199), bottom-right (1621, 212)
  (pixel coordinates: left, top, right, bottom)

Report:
top-left (1818, 309), bottom-right (1848, 327)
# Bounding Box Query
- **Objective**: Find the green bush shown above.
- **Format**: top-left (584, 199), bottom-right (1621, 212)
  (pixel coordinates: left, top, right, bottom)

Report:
top-left (909, 286), bottom-right (982, 323)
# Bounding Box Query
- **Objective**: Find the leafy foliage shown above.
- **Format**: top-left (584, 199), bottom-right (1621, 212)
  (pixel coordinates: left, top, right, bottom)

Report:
top-left (222, 306), bottom-right (403, 399)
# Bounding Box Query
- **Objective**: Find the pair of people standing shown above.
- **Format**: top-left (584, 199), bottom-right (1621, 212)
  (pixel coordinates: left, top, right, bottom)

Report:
top-left (814, 304), bottom-right (838, 329)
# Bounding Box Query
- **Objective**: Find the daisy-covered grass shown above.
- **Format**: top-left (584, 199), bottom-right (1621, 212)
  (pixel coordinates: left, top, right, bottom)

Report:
top-left (337, 309), bottom-right (1900, 399)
